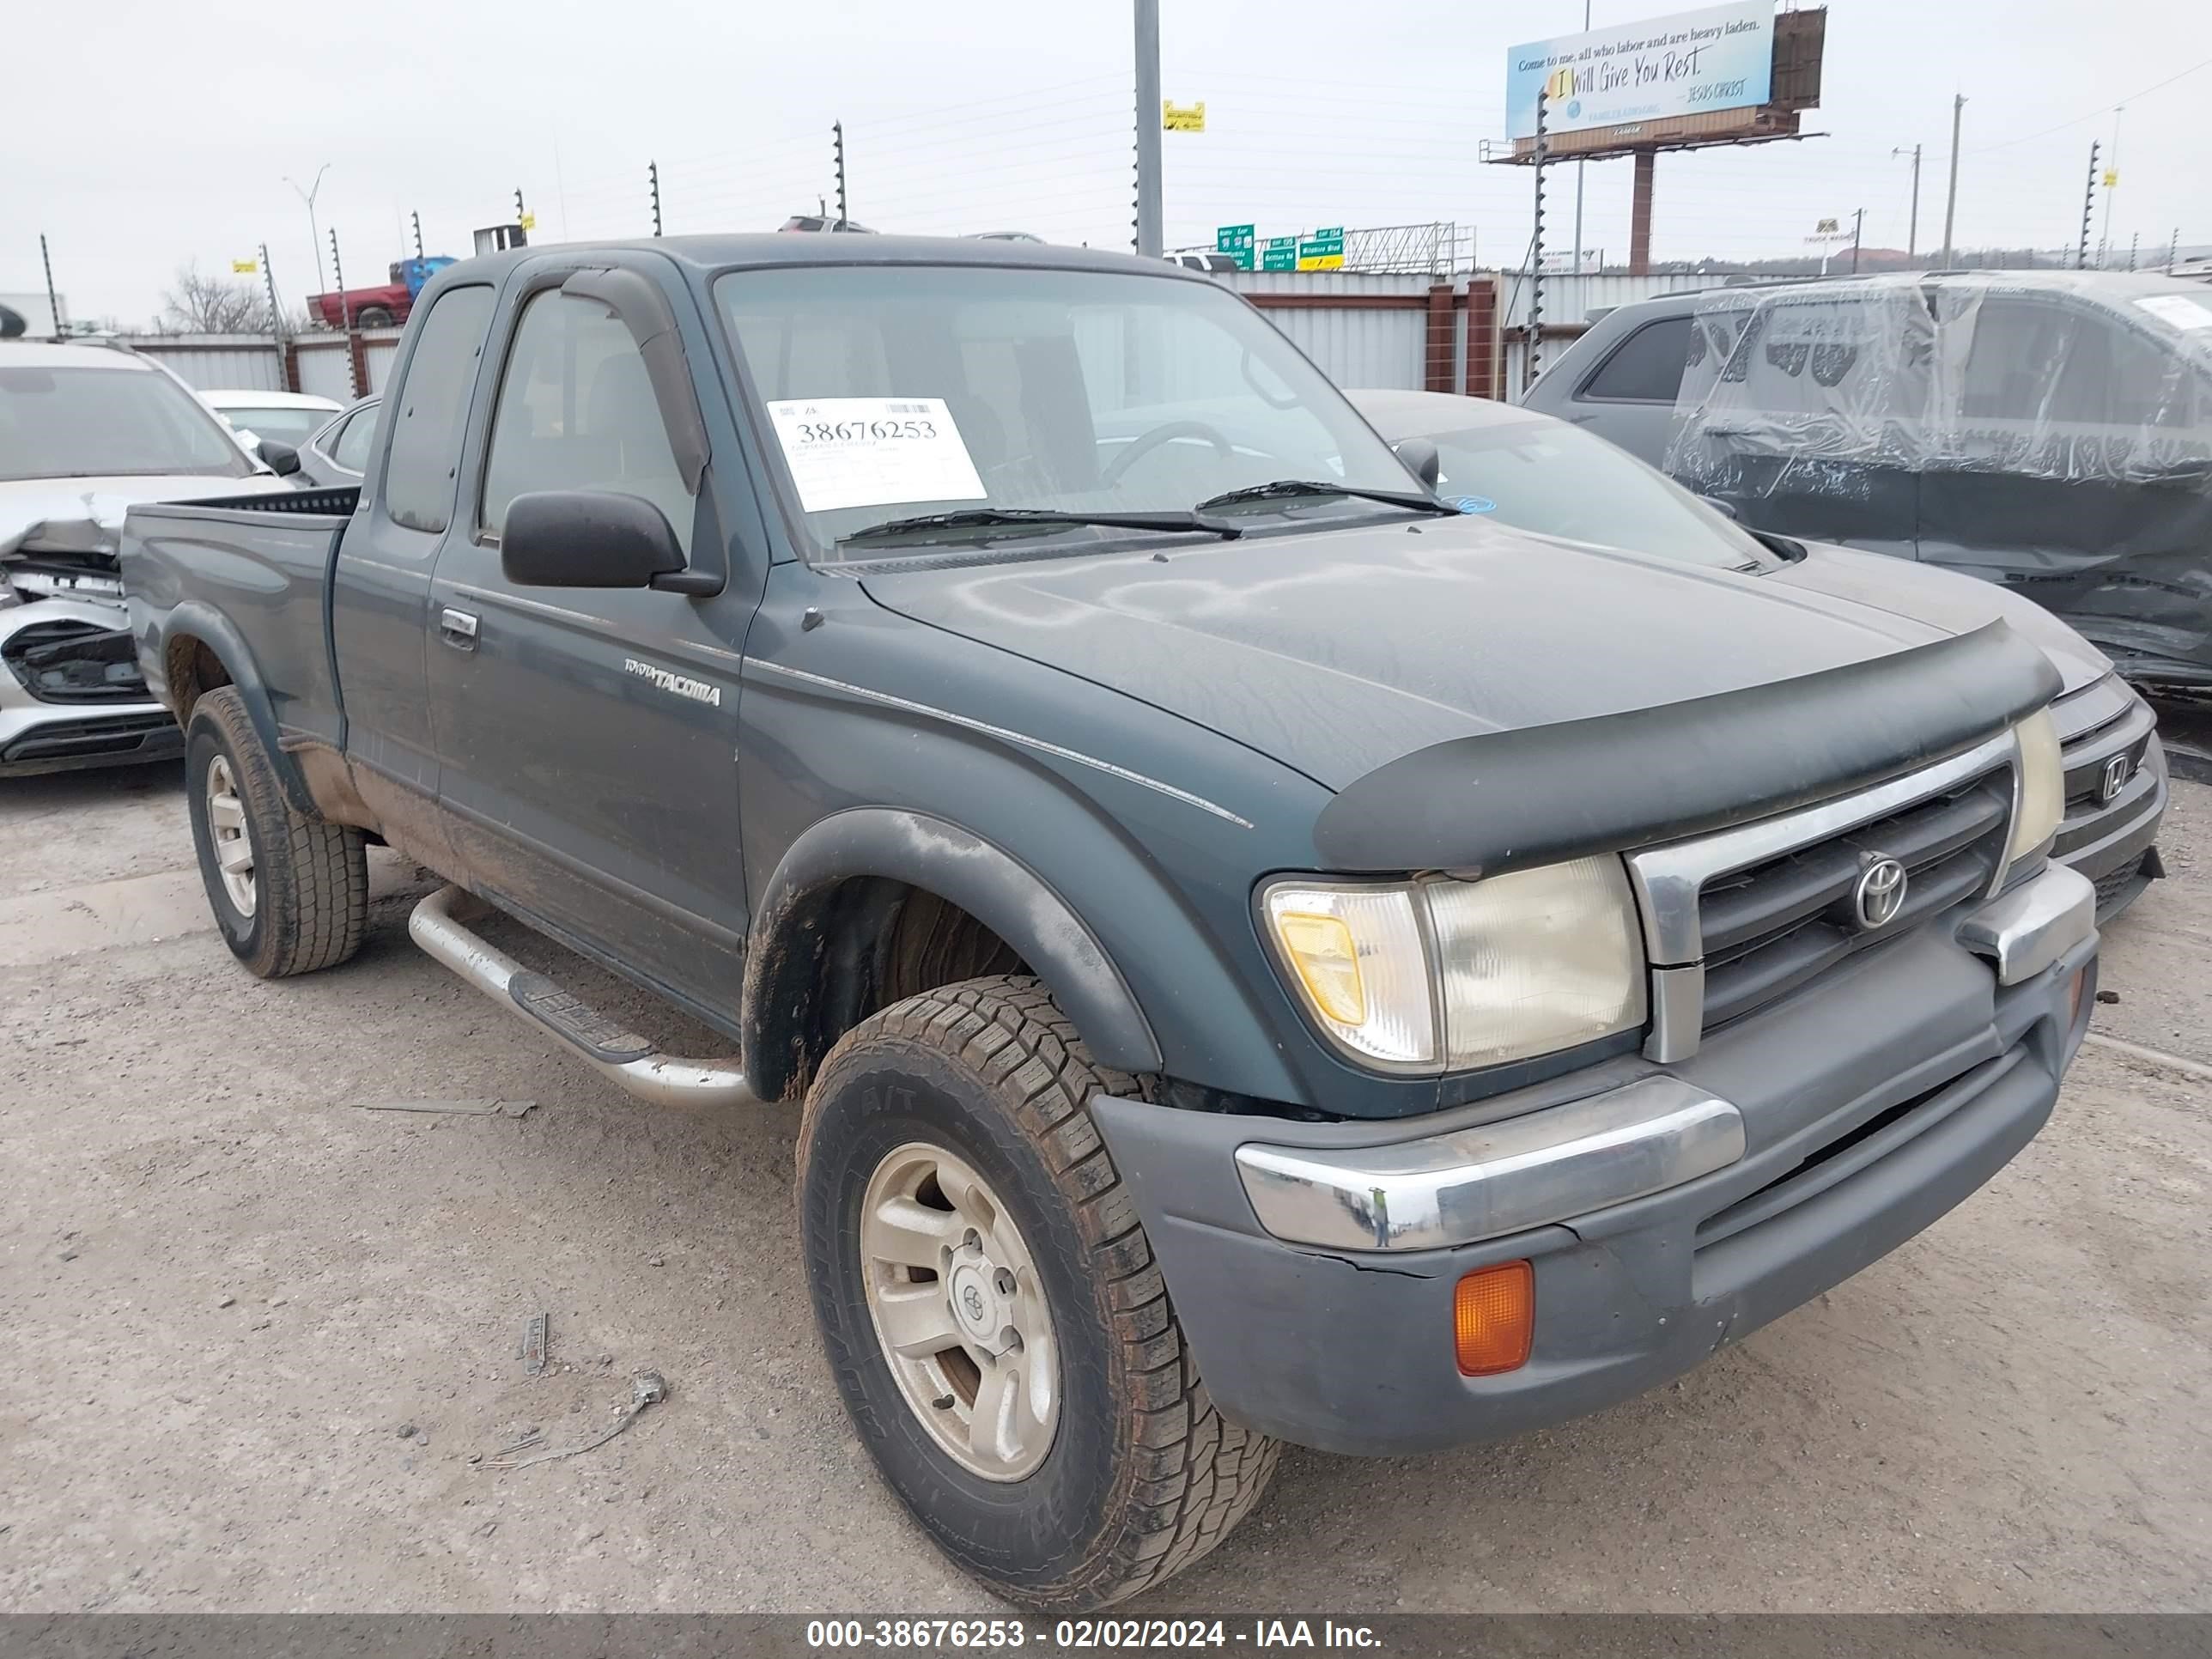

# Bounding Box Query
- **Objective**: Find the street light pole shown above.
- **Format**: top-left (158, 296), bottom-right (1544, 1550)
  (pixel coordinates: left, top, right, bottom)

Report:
top-left (285, 164), bottom-right (331, 295)
top-left (1893, 143), bottom-right (1921, 258)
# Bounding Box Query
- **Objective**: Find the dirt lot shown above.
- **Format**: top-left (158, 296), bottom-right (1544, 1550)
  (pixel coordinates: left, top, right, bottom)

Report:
top-left (2, 760), bottom-right (2207, 1614)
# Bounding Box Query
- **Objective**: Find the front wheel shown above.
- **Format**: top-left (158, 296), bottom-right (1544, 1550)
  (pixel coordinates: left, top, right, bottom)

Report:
top-left (798, 975), bottom-right (1278, 1608)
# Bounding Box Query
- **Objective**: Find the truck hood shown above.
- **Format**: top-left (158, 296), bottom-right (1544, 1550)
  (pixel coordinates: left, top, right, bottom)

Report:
top-left (860, 517), bottom-right (1969, 790)
top-left (1766, 539), bottom-right (2111, 696)
top-left (0, 474), bottom-right (284, 561)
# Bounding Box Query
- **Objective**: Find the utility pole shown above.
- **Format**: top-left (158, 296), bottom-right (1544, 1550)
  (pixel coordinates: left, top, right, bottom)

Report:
top-left (514, 188), bottom-right (529, 246)
top-left (648, 161), bottom-right (662, 237)
top-left (833, 121), bottom-right (848, 226)
top-left (40, 234), bottom-right (62, 338)
top-left (1527, 88), bottom-right (1549, 392)
top-left (1937, 94), bottom-right (1964, 268)
top-left (1893, 144), bottom-right (1921, 258)
top-left (410, 211), bottom-right (423, 261)
top-left (259, 242), bottom-right (283, 337)
top-left (2127, 232), bottom-right (2138, 271)
top-left (2076, 142), bottom-right (2100, 270)
top-left (1571, 0), bottom-right (1589, 274)
top-left (1850, 207), bottom-right (1864, 273)
top-left (1133, 0), bottom-right (1164, 258)
top-left (2170, 228), bottom-right (2181, 273)
top-left (286, 163), bottom-right (332, 295)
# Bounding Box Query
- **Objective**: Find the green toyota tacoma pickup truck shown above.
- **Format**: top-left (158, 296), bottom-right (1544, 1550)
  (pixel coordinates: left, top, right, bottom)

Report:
top-left (122, 234), bottom-right (2098, 1607)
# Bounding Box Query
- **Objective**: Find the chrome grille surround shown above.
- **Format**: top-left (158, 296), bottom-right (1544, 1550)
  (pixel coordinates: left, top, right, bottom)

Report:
top-left (1624, 727), bottom-right (2023, 1063)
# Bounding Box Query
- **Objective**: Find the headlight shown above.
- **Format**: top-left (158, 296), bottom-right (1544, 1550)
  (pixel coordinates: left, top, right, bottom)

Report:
top-left (2008, 708), bottom-right (2063, 865)
top-left (1262, 858), bottom-right (1647, 1073)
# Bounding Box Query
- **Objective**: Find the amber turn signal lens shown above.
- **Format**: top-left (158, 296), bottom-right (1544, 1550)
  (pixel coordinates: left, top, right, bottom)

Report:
top-left (1454, 1260), bottom-right (1534, 1376)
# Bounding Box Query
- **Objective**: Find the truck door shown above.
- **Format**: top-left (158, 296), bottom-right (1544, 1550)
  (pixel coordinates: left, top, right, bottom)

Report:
top-left (331, 281), bottom-right (497, 833)
top-left (423, 258), bottom-right (756, 1015)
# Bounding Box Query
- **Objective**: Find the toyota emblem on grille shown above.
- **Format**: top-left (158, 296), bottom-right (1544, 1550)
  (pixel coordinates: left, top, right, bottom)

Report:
top-left (2098, 753), bottom-right (2132, 805)
top-left (1852, 855), bottom-right (1908, 931)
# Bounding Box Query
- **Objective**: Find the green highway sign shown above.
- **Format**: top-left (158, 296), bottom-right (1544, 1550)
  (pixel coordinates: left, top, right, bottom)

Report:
top-left (1214, 223), bottom-right (1255, 270)
top-left (1261, 235), bottom-right (1297, 271)
top-left (1297, 226), bottom-right (1346, 271)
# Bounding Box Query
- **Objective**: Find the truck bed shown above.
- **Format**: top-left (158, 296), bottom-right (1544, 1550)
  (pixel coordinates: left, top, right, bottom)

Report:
top-left (118, 489), bottom-right (361, 752)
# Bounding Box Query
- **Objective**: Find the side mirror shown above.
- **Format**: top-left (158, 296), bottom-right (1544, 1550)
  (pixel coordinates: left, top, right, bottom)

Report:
top-left (1394, 436), bottom-right (1442, 489)
top-left (501, 490), bottom-right (687, 589)
top-left (258, 438), bottom-right (302, 477)
top-left (1698, 494), bottom-right (1740, 520)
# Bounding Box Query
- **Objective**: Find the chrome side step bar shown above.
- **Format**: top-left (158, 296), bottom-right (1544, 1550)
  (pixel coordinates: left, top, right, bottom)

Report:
top-left (408, 885), bottom-right (759, 1109)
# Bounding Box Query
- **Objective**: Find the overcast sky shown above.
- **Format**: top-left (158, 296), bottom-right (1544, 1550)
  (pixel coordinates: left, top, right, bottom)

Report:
top-left (8, 0), bottom-right (2209, 326)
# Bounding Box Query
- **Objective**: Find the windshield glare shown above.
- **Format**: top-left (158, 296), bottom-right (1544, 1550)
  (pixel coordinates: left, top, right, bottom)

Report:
top-left (0, 363), bottom-right (255, 483)
top-left (1425, 417), bottom-right (1771, 568)
top-left (715, 264), bottom-right (1420, 559)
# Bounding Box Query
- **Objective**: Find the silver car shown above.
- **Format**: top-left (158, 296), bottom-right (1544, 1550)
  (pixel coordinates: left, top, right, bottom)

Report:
top-left (1, 342), bottom-right (289, 775)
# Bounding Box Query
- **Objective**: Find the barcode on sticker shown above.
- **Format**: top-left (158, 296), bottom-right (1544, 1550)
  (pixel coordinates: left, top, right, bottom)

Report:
top-left (885, 402), bottom-right (933, 414)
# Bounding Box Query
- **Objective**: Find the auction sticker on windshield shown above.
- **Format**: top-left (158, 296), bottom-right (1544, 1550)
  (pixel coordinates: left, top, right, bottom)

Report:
top-left (766, 398), bottom-right (988, 513)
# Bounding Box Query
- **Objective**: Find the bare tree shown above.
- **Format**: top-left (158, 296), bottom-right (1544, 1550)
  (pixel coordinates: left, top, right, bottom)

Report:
top-left (159, 263), bottom-right (276, 334)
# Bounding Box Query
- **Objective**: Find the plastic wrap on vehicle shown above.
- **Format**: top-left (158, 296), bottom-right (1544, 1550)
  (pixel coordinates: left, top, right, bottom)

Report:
top-left (1665, 274), bottom-right (2212, 685)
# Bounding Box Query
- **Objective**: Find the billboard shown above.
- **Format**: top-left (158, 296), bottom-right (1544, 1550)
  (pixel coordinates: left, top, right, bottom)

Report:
top-left (1505, 2), bottom-right (1773, 140)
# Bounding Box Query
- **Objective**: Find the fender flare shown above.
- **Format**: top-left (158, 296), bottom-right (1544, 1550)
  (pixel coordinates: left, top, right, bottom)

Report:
top-left (158, 600), bottom-right (314, 816)
top-left (742, 808), bottom-right (1162, 1098)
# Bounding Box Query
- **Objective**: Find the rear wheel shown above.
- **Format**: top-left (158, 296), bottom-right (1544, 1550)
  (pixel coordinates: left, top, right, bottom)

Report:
top-left (355, 305), bottom-right (395, 329)
top-left (185, 687), bottom-right (368, 977)
top-left (798, 975), bottom-right (1279, 1608)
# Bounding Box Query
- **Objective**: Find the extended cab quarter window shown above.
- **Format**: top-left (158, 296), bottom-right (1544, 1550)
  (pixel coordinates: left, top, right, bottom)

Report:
top-left (380, 285), bottom-right (495, 532)
top-left (480, 290), bottom-right (692, 538)
top-left (1580, 315), bottom-right (1694, 403)
top-left (331, 404), bottom-right (380, 472)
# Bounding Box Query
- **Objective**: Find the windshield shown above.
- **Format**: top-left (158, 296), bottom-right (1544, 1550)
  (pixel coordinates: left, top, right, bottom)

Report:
top-left (1422, 416), bottom-right (1772, 569)
top-left (216, 406), bottom-right (329, 446)
top-left (715, 264), bottom-right (1419, 560)
top-left (0, 364), bottom-right (255, 483)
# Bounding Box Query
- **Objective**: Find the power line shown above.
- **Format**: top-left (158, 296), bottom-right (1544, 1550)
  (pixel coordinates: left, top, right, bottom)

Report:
top-left (1972, 55), bottom-right (2212, 152)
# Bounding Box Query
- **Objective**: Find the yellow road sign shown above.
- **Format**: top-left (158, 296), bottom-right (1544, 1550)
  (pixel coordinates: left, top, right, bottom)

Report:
top-left (232, 259), bottom-right (258, 274)
top-left (519, 211), bottom-right (538, 231)
top-left (2101, 169), bottom-right (2118, 188)
top-left (1163, 100), bottom-right (1206, 132)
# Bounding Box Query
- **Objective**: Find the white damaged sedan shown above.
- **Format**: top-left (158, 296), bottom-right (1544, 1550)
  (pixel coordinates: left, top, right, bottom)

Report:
top-left (1, 342), bottom-right (289, 775)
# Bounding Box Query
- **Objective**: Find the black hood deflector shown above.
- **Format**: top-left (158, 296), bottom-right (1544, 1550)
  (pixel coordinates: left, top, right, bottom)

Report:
top-left (1311, 619), bottom-right (2060, 875)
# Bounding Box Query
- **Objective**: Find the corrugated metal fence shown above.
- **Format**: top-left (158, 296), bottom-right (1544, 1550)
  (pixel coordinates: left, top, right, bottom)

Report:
top-left (119, 328), bottom-right (404, 403)
top-left (123, 270), bottom-right (1762, 410)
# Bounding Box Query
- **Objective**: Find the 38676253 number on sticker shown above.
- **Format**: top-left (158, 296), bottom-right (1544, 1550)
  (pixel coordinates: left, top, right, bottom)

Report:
top-left (766, 395), bottom-right (988, 514)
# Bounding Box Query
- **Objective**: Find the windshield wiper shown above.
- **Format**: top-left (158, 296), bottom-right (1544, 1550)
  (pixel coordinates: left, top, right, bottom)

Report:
top-left (839, 507), bottom-right (1241, 548)
top-left (1194, 479), bottom-right (1460, 516)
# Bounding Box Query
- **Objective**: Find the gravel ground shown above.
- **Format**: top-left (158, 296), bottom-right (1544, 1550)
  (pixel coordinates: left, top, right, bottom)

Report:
top-left (0, 760), bottom-right (2205, 1614)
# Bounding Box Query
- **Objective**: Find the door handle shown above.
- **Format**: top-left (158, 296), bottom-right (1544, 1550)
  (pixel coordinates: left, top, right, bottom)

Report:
top-left (440, 607), bottom-right (479, 650)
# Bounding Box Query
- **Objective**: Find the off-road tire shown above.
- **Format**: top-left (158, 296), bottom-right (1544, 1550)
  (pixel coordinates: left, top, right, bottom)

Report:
top-left (185, 686), bottom-right (368, 978)
top-left (355, 305), bottom-right (395, 329)
top-left (799, 975), bottom-right (1279, 1609)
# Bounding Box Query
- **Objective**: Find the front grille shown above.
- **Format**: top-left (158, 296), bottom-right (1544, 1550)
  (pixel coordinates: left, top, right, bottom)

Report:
top-left (1695, 769), bottom-right (2011, 1030)
top-left (3, 619), bottom-right (148, 705)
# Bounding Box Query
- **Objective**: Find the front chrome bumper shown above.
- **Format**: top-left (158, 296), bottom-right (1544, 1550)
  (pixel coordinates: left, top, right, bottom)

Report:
top-left (1232, 862), bottom-right (2098, 1254)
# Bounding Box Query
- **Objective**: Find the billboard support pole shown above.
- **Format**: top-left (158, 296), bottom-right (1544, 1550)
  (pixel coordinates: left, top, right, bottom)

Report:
top-left (1628, 149), bottom-right (1656, 276)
